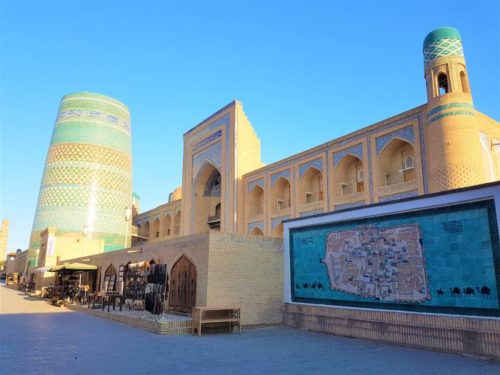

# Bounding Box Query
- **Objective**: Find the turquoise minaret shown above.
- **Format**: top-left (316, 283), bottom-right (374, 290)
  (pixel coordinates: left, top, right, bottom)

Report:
top-left (423, 27), bottom-right (484, 193)
top-left (28, 92), bottom-right (132, 265)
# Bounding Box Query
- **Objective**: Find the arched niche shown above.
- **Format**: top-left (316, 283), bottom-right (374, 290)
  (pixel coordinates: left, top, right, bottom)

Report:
top-left (163, 215), bottom-right (172, 238)
top-left (250, 227), bottom-right (264, 236)
top-left (272, 222), bottom-right (284, 238)
top-left (193, 162), bottom-right (222, 232)
top-left (438, 72), bottom-right (449, 95)
top-left (336, 155), bottom-right (364, 195)
top-left (271, 177), bottom-right (291, 213)
top-left (151, 218), bottom-right (160, 239)
top-left (460, 71), bottom-right (469, 93)
top-left (143, 221), bottom-right (150, 238)
top-left (103, 264), bottom-right (117, 292)
top-left (379, 139), bottom-right (415, 186)
top-left (299, 167), bottom-right (323, 204)
top-left (173, 211), bottom-right (181, 236)
top-left (247, 185), bottom-right (264, 217)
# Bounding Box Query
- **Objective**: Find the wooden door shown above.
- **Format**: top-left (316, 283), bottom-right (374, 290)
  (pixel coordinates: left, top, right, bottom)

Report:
top-left (169, 256), bottom-right (197, 313)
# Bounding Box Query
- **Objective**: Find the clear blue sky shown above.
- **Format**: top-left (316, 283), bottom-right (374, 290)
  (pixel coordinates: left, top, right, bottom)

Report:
top-left (1, 1), bottom-right (499, 252)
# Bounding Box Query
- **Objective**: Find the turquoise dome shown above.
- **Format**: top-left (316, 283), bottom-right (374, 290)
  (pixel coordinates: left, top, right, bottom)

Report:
top-left (423, 27), bottom-right (461, 50)
top-left (423, 27), bottom-right (464, 65)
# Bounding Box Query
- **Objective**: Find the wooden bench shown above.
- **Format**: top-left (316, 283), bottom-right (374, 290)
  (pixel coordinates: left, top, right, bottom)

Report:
top-left (191, 307), bottom-right (241, 336)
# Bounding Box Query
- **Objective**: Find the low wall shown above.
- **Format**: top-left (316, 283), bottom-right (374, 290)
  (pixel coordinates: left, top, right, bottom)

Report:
top-left (284, 304), bottom-right (500, 360)
top-left (66, 232), bottom-right (284, 326)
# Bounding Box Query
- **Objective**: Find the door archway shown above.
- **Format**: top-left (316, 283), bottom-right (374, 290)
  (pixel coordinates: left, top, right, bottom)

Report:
top-left (168, 255), bottom-right (197, 313)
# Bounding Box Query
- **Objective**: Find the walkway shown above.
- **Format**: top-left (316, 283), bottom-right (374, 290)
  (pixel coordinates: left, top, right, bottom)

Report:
top-left (1, 286), bottom-right (499, 375)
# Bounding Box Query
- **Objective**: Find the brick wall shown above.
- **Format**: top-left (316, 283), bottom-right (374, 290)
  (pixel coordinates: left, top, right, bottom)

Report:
top-left (284, 303), bottom-right (500, 360)
top-left (206, 232), bottom-right (284, 325)
top-left (65, 232), bottom-right (284, 326)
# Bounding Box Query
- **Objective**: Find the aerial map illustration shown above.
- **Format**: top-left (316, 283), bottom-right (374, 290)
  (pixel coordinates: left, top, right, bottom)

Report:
top-left (322, 224), bottom-right (429, 302)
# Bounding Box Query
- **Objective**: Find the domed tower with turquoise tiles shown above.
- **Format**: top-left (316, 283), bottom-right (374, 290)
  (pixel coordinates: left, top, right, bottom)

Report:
top-left (423, 27), bottom-right (485, 193)
top-left (28, 92), bottom-right (133, 263)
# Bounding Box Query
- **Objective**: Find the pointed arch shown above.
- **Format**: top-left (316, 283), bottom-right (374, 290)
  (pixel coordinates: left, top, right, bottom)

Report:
top-left (336, 155), bottom-right (364, 195)
top-left (103, 264), bottom-right (117, 292)
top-left (271, 176), bottom-right (291, 213)
top-left (378, 138), bottom-right (415, 186)
top-left (143, 220), bottom-right (150, 238)
top-left (438, 72), bottom-right (449, 95)
top-left (272, 222), bottom-right (284, 238)
top-left (251, 227), bottom-right (264, 236)
top-left (173, 210), bottom-right (181, 236)
top-left (163, 214), bottom-right (172, 238)
top-left (247, 185), bottom-right (264, 217)
top-left (151, 217), bottom-right (160, 238)
top-left (192, 162), bottom-right (222, 233)
top-left (299, 167), bottom-right (323, 204)
top-left (168, 255), bottom-right (197, 313)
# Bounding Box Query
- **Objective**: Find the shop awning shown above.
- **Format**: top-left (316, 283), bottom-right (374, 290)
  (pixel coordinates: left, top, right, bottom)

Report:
top-left (49, 263), bottom-right (98, 272)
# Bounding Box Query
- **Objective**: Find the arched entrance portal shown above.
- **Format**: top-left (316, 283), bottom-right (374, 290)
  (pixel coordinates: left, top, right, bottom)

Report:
top-left (168, 256), bottom-right (197, 313)
top-left (193, 163), bottom-right (222, 232)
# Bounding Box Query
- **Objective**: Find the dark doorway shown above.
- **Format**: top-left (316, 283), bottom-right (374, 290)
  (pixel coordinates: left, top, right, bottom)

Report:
top-left (168, 256), bottom-right (197, 313)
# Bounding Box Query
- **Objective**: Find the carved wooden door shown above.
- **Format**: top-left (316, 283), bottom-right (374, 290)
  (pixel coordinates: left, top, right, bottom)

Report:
top-left (169, 256), bottom-right (197, 313)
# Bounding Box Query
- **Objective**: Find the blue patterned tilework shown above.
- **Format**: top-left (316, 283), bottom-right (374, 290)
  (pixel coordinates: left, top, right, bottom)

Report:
top-left (272, 215), bottom-right (290, 230)
top-left (299, 159), bottom-right (323, 177)
top-left (247, 178), bottom-right (264, 192)
top-left (424, 38), bottom-right (464, 66)
top-left (427, 102), bottom-right (474, 117)
top-left (192, 143), bottom-right (222, 180)
top-left (376, 127), bottom-right (415, 155)
top-left (379, 190), bottom-right (419, 202)
top-left (192, 130), bottom-right (222, 151)
top-left (416, 113), bottom-right (428, 193)
top-left (271, 169), bottom-right (291, 186)
top-left (29, 92), bottom-right (132, 253)
top-left (428, 110), bottom-right (475, 124)
top-left (334, 201), bottom-right (366, 211)
top-left (333, 144), bottom-right (363, 168)
top-left (290, 200), bottom-right (499, 314)
top-left (57, 110), bottom-right (130, 134)
top-left (248, 221), bottom-right (264, 233)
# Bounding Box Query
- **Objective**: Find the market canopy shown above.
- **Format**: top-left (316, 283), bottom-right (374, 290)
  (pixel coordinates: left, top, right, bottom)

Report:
top-left (48, 263), bottom-right (97, 272)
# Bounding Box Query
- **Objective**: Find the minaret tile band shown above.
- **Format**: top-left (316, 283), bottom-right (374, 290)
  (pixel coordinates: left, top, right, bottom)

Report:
top-left (29, 92), bottom-right (132, 255)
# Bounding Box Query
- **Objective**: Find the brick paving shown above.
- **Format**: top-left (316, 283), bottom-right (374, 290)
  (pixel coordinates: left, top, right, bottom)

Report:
top-left (1, 285), bottom-right (499, 375)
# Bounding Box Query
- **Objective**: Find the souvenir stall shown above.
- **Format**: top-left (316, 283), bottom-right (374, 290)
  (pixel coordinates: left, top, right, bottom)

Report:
top-left (145, 264), bottom-right (168, 315)
top-left (48, 263), bottom-right (97, 304)
top-left (123, 261), bottom-right (168, 315)
top-left (123, 261), bottom-right (149, 310)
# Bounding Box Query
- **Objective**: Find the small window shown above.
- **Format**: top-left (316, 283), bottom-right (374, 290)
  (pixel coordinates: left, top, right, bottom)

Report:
top-left (404, 156), bottom-right (414, 170)
top-left (438, 73), bottom-right (449, 95)
top-left (357, 169), bottom-right (364, 182)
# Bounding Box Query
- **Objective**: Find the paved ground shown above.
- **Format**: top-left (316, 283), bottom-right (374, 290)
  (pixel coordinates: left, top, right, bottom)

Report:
top-left (1, 286), bottom-right (499, 375)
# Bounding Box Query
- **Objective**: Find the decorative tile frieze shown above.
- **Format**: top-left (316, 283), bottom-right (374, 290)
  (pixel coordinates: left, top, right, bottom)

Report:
top-left (299, 159), bottom-right (323, 177)
top-left (333, 144), bottom-right (363, 168)
top-left (376, 126), bottom-right (415, 155)
top-left (247, 178), bottom-right (264, 192)
top-left (247, 221), bottom-right (264, 233)
top-left (271, 169), bottom-right (290, 186)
